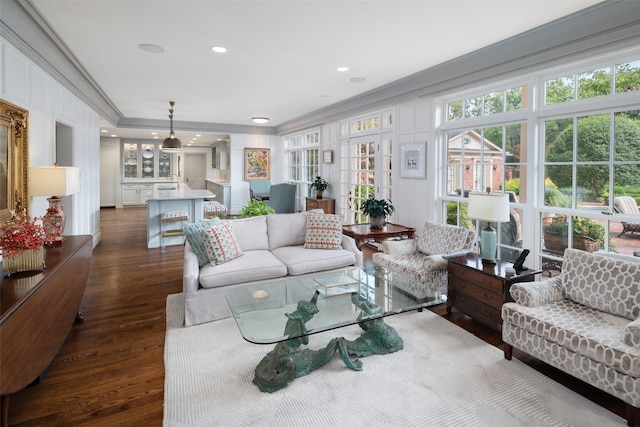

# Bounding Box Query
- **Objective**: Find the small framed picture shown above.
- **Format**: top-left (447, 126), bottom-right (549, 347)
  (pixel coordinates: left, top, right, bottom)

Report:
top-left (323, 150), bottom-right (333, 164)
top-left (400, 142), bottom-right (426, 178)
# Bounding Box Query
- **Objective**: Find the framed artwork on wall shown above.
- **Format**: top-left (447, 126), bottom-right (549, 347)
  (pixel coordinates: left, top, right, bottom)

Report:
top-left (400, 142), bottom-right (426, 178)
top-left (244, 148), bottom-right (270, 181)
top-left (0, 99), bottom-right (29, 224)
top-left (323, 150), bottom-right (333, 164)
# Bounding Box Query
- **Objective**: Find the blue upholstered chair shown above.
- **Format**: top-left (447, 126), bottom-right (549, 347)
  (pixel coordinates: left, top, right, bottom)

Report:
top-left (249, 180), bottom-right (271, 201)
top-left (266, 183), bottom-right (296, 213)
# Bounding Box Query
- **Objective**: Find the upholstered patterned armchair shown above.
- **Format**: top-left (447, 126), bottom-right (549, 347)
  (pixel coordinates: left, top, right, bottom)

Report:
top-left (372, 221), bottom-right (476, 297)
top-left (502, 249), bottom-right (640, 426)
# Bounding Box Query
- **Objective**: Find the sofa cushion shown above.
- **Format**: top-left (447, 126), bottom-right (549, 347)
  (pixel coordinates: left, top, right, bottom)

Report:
top-left (230, 216), bottom-right (269, 251)
top-left (199, 222), bottom-right (243, 265)
top-left (183, 218), bottom-right (221, 266)
top-left (304, 213), bottom-right (343, 249)
top-left (372, 251), bottom-right (449, 295)
top-left (502, 300), bottom-right (640, 378)
top-left (272, 245), bottom-right (356, 276)
top-left (267, 212), bottom-right (308, 250)
top-left (416, 221), bottom-right (474, 255)
top-left (562, 248), bottom-right (640, 320)
top-left (199, 250), bottom-right (287, 288)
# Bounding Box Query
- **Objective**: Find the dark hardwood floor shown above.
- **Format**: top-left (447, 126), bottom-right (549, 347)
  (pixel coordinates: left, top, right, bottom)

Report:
top-left (6, 207), bottom-right (625, 425)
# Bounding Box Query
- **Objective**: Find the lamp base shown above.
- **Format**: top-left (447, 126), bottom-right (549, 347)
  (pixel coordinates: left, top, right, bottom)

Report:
top-left (480, 224), bottom-right (497, 264)
top-left (42, 196), bottom-right (66, 245)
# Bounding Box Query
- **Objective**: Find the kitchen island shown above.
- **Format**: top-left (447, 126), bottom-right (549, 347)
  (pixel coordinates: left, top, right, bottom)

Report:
top-left (146, 183), bottom-right (215, 249)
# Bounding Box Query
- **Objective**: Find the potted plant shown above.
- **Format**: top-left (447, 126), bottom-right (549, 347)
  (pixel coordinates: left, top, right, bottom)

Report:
top-left (360, 195), bottom-right (395, 229)
top-left (542, 215), bottom-right (607, 253)
top-left (310, 176), bottom-right (329, 199)
top-left (240, 200), bottom-right (275, 218)
top-left (0, 210), bottom-right (46, 274)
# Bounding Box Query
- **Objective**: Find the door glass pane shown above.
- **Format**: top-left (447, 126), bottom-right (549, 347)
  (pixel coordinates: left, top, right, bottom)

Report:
top-left (159, 150), bottom-right (170, 178)
top-left (141, 144), bottom-right (155, 178)
top-left (124, 143), bottom-right (138, 179)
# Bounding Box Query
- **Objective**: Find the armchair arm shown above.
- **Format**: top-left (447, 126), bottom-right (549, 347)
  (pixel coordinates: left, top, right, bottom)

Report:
top-left (509, 276), bottom-right (563, 307)
top-left (183, 241), bottom-right (201, 294)
top-left (380, 239), bottom-right (417, 256)
top-left (341, 235), bottom-right (363, 267)
top-left (624, 318), bottom-right (640, 348)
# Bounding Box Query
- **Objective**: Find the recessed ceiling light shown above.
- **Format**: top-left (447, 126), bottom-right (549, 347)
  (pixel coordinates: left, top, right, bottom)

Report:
top-left (110, 134), bottom-right (117, 137)
top-left (252, 117), bottom-right (270, 124)
top-left (350, 77), bottom-right (367, 83)
top-left (151, 132), bottom-right (157, 135)
top-left (101, 129), bottom-right (107, 133)
top-left (336, 66), bottom-right (349, 72)
top-left (138, 43), bottom-right (164, 53)
top-left (211, 46), bottom-right (227, 53)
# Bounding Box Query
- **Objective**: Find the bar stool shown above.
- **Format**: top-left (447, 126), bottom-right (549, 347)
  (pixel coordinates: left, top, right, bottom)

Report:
top-left (203, 200), bottom-right (228, 220)
top-left (161, 210), bottom-right (189, 253)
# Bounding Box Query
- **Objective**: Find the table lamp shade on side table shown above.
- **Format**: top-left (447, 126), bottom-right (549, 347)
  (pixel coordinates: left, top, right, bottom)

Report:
top-left (29, 166), bottom-right (80, 245)
top-left (468, 191), bottom-right (510, 263)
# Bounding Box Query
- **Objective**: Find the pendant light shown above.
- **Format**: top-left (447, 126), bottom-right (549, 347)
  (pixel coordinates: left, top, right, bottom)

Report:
top-left (162, 101), bottom-right (182, 152)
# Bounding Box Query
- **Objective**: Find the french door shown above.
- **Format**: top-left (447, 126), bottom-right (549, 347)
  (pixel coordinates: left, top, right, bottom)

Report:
top-left (344, 134), bottom-right (393, 223)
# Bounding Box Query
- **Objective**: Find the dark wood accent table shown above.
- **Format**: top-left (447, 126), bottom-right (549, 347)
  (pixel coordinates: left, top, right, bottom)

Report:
top-left (1, 235), bottom-right (92, 427)
top-left (305, 197), bottom-right (335, 214)
top-left (446, 253), bottom-right (541, 331)
top-left (342, 223), bottom-right (416, 249)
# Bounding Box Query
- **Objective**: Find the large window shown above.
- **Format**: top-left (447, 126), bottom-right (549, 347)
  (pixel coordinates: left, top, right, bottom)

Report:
top-left (440, 54), bottom-right (640, 270)
top-left (284, 130), bottom-right (319, 211)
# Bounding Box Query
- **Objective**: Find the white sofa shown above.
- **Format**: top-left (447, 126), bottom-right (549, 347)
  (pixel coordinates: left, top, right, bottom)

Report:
top-left (183, 212), bottom-right (363, 326)
top-left (502, 249), bottom-right (640, 426)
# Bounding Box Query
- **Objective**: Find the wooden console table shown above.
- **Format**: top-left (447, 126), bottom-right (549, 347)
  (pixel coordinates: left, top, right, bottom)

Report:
top-left (0, 235), bottom-right (92, 427)
top-left (305, 197), bottom-right (335, 214)
top-left (342, 223), bottom-right (416, 249)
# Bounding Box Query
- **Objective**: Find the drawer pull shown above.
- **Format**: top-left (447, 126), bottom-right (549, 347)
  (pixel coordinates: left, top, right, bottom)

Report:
top-left (482, 293), bottom-right (494, 301)
top-left (481, 306), bottom-right (492, 316)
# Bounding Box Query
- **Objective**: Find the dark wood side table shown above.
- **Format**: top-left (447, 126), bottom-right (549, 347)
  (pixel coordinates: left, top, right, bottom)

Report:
top-left (446, 253), bottom-right (541, 331)
top-left (305, 197), bottom-right (335, 214)
top-left (342, 223), bottom-right (416, 249)
top-left (0, 235), bottom-right (92, 427)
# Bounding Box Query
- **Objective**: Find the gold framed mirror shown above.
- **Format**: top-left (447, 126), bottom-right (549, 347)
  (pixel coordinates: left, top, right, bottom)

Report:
top-left (0, 99), bottom-right (29, 224)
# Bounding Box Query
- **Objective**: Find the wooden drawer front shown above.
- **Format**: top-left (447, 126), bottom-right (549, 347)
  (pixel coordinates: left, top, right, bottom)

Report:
top-left (449, 265), bottom-right (503, 294)
top-left (452, 292), bottom-right (502, 329)
top-left (307, 199), bottom-right (320, 210)
top-left (449, 277), bottom-right (503, 310)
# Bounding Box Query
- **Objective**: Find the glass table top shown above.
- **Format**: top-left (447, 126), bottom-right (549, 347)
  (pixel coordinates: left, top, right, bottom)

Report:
top-left (225, 266), bottom-right (446, 344)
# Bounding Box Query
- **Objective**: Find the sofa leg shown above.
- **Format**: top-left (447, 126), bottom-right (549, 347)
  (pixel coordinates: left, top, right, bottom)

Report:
top-left (503, 343), bottom-right (513, 360)
top-left (627, 403), bottom-right (639, 427)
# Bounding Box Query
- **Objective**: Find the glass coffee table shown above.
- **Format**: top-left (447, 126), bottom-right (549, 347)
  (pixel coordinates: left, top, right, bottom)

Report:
top-left (225, 266), bottom-right (445, 392)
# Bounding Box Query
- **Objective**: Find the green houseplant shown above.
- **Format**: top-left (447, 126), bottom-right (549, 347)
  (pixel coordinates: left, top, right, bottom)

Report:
top-left (239, 200), bottom-right (275, 218)
top-left (542, 215), bottom-right (608, 253)
top-left (310, 176), bottom-right (329, 199)
top-left (360, 195), bottom-right (395, 229)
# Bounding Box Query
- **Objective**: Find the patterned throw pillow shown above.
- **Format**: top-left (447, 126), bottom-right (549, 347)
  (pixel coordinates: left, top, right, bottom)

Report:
top-left (304, 214), bottom-right (343, 249)
top-left (198, 222), bottom-right (244, 265)
top-left (183, 218), bottom-right (221, 266)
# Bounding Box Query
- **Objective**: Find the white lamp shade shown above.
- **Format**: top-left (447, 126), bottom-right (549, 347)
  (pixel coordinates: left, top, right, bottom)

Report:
top-left (29, 166), bottom-right (80, 197)
top-left (468, 192), bottom-right (510, 223)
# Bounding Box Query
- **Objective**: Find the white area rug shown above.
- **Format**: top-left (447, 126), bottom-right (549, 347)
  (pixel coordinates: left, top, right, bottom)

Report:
top-left (164, 293), bottom-right (625, 426)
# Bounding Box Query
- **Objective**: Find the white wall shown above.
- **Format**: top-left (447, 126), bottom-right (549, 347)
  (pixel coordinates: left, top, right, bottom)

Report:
top-left (1, 37), bottom-right (101, 246)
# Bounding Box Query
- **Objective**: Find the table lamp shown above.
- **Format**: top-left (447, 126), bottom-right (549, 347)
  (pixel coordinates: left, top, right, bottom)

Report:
top-left (467, 189), bottom-right (510, 263)
top-left (29, 165), bottom-right (80, 245)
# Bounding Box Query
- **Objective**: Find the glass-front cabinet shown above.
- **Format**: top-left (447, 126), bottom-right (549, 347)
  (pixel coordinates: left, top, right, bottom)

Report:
top-left (123, 141), bottom-right (173, 180)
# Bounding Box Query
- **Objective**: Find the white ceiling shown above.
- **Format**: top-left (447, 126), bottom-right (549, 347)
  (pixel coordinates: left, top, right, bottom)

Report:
top-left (31, 0), bottom-right (602, 144)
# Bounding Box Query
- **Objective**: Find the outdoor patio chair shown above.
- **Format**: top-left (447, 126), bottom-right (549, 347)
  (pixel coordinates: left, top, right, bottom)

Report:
top-left (613, 196), bottom-right (640, 237)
